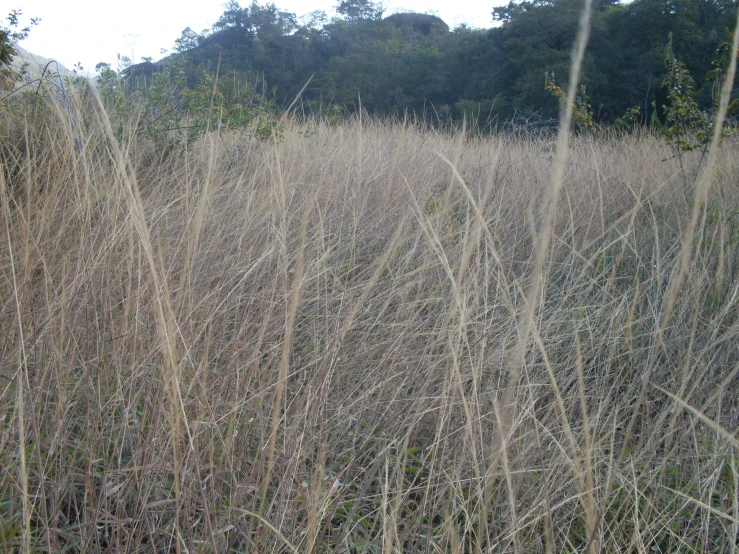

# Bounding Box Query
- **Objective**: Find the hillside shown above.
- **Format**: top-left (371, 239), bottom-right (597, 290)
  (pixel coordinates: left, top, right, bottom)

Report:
top-left (139, 0), bottom-right (739, 126)
top-left (8, 45), bottom-right (76, 83)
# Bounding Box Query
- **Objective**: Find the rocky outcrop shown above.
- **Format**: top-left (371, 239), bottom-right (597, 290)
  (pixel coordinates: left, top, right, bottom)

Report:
top-left (121, 61), bottom-right (167, 78)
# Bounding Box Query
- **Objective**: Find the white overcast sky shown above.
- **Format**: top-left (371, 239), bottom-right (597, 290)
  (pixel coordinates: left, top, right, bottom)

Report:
top-left (12, 0), bottom-right (502, 75)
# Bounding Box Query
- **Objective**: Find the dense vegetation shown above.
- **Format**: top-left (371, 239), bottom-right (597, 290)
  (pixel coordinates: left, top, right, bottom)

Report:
top-left (124, 0), bottom-right (739, 127)
top-left (0, 10), bottom-right (38, 90)
top-left (1, 2), bottom-right (738, 553)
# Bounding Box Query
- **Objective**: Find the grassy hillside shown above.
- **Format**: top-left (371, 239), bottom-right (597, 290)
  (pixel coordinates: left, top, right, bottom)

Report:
top-left (1, 88), bottom-right (738, 552)
top-left (10, 46), bottom-right (75, 80)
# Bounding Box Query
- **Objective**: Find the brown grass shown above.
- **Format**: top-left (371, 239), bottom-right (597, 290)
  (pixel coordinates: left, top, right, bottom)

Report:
top-left (1, 89), bottom-right (739, 552)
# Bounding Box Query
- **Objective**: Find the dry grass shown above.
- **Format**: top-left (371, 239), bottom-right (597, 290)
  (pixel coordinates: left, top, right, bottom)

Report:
top-left (1, 89), bottom-right (739, 553)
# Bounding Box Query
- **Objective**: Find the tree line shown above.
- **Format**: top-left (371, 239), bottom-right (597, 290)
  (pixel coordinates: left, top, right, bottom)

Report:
top-left (143, 0), bottom-right (738, 128)
top-left (2, 0), bottom-right (736, 133)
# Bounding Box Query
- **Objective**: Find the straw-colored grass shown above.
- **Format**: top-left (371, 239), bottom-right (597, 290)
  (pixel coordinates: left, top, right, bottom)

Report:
top-left (1, 87), bottom-right (739, 553)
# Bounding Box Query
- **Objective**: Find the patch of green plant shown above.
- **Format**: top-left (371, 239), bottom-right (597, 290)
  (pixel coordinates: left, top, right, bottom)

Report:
top-left (544, 71), bottom-right (595, 133)
top-left (0, 9), bottom-right (39, 91)
top-left (613, 106), bottom-right (642, 132)
top-left (95, 56), bottom-right (282, 147)
top-left (653, 32), bottom-right (738, 187)
top-left (658, 35), bottom-right (711, 155)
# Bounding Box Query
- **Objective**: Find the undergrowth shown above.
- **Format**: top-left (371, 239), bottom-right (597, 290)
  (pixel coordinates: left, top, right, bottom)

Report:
top-left (1, 79), bottom-right (739, 553)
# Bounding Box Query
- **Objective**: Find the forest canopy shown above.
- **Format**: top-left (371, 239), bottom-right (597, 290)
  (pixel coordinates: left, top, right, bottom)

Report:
top-left (137, 0), bottom-right (738, 127)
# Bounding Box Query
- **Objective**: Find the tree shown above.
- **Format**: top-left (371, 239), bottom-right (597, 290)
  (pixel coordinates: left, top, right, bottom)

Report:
top-left (0, 9), bottom-right (39, 90)
top-left (301, 10), bottom-right (329, 30)
top-left (336, 0), bottom-right (384, 22)
top-left (139, 0), bottom-right (736, 127)
top-left (213, 1), bottom-right (297, 37)
top-left (214, 0), bottom-right (250, 30)
top-left (174, 27), bottom-right (201, 53)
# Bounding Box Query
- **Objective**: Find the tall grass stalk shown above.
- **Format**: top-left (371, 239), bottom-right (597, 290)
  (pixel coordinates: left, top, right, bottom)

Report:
top-left (1, 55), bottom-right (739, 552)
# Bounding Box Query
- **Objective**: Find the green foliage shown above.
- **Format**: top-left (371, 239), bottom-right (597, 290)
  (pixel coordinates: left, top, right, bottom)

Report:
top-left (651, 32), bottom-right (737, 185)
top-left (544, 71), bottom-right (595, 132)
top-left (97, 58), bottom-right (281, 145)
top-left (6, 0), bottom-right (737, 134)
top-left (659, 35), bottom-right (710, 152)
top-left (213, 1), bottom-right (297, 37)
top-left (707, 29), bottom-right (739, 119)
top-left (613, 106), bottom-right (642, 131)
top-left (120, 0), bottom-right (737, 130)
top-left (454, 98), bottom-right (497, 130)
top-left (174, 27), bottom-right (201, 53)
top-left (0, 10), bottom-right (39, 90)
top-left (336, 0), bottom-right (384, 21)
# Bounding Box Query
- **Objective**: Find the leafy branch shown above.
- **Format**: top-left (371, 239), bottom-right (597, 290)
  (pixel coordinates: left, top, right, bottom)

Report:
top-left (544, 71), bottom-right (595, 132)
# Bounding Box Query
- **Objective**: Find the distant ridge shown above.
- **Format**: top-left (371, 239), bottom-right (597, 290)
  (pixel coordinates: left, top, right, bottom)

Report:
top-left (11, 46), bottom-right (76, 80)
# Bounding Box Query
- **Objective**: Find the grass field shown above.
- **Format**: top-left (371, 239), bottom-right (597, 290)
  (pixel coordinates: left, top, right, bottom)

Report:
top-left (1, 76), bottom-right (739, 552)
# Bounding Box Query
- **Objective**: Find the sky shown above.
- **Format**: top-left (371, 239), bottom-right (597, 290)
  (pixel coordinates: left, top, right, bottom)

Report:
top-left (12, 0), bottom-right (503, 76)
